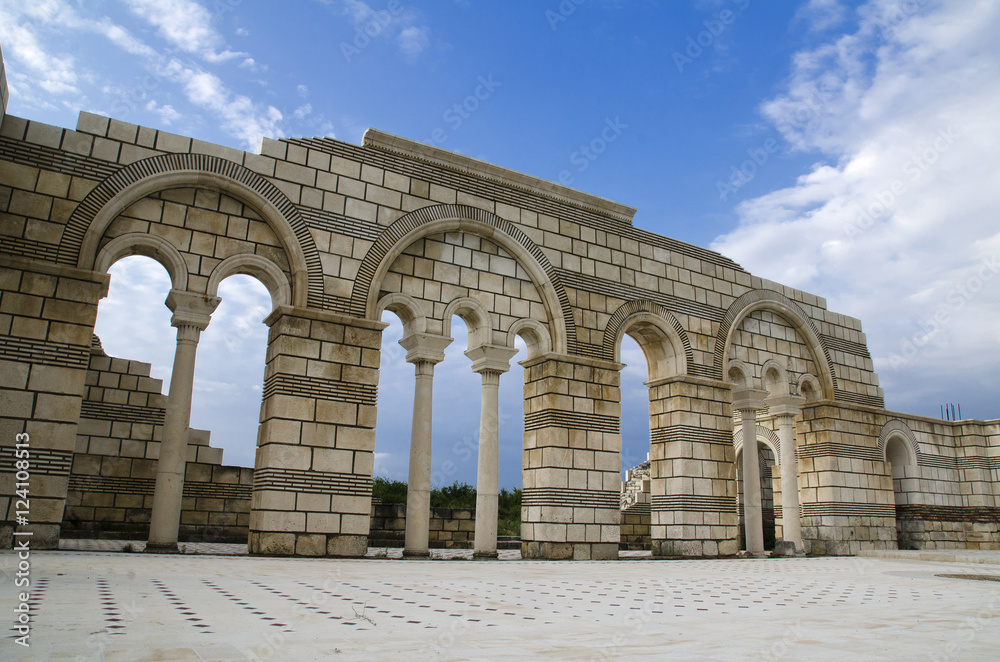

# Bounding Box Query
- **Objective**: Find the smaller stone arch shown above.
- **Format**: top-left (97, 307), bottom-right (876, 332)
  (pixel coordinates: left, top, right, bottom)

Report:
top-left (207, 254), bottom-right (291, 310)
top-left (507, 318), bottom-right (551, 360)
top-left (727, 360), bottom-right (753, 390)
top-left (734, 426), bottom-right (782, 462)
top-left (376, 293), bottom-right (428, 338)
top-left (761, 359), bottom-right (790, 397)
top-left (797, 374), bottom-right (823, 402)
top-left (443, 297), bottom-right (492, 350)
top-left (95, 234), bottom-right (189, 291)
top-left (878, 420), bottom-right (920, 465)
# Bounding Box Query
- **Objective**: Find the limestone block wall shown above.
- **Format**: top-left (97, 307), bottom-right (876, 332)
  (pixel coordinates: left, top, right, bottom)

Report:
top-left (648, 377), bottom-right (737, 557)
top-left (60, 343), bottom-right (251, 541)
top-left (62, 454), bottom-right (252, 543)
top-left (620, 501), bottom-right (651, 551)
top-left (248, 308), bottom-right (384, 557)
top-left (368, 501), bottom-right (476, 549)
top-left (887, 415), bottom-right (1000, 550)
top-left (0, 255), bottom-right (107, 548)
top-left (521, 355), bottom-right (622, 560)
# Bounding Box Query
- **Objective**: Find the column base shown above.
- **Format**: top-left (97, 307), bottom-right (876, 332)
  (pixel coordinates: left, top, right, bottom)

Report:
top-left (144, 541), bottom-right (181, 554)
top-left (402, 548), bottom-right (430, 559)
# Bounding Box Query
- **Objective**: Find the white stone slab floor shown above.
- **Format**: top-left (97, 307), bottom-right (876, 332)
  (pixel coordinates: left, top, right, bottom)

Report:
top-left (3, 549), bottom-right (999, 660)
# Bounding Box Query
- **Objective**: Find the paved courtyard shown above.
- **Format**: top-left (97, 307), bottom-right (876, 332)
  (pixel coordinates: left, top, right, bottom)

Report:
top-left (3, 547), bottom-right (1000, 661)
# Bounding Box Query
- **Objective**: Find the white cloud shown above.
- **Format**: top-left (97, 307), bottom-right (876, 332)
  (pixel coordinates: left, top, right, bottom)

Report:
top-left (794, 0), bottom-right (848, 32)
top-left (398, 26), bottom-right (429, 60)
top-left (158, 58), bottom-right (284, 150)
top-left (124, 0), bottom-right (246, 63)
top-left (711, 0), bottom-right (1000, 417)
top-left (332, 0), bottom-right (432, 61)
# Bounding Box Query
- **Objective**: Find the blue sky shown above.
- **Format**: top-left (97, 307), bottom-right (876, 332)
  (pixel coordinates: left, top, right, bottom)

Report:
top-left (2, 0), bottom-right (998, 488)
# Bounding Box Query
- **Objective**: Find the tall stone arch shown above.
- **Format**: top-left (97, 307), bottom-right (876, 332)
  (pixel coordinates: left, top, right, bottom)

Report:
top-left (715, 289), bottom-right (838, 398)
top-left (349, 203), bottom-right (574, 354)
top-left (62, 153), bottom-right (323, 309)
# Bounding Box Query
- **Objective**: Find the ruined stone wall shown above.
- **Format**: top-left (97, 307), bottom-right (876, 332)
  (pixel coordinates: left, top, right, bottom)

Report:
top-left (1, 100), bottom-right (997, 558)
top-left (61, 344), bottom-right (251, 542)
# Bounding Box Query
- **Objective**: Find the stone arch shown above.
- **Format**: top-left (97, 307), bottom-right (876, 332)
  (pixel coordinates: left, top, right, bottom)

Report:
top-left (603, 300), bottom-right (691, 380)
top-left (376, 292), bottom-right (428, 337)
top-left (350, 204), bottom-right (573, 354)
top-left (63, 153), bottom-right (322, 309)
top-left (727, 360), bottom-right (752, 390)
top-left (95, 233), bottom-right (189, 291)
top-left (507, 318), bottom-right (552, 360)
top-left (716, 289), bottom-right (837, 399)
top-left (443, 296), bottom-right (492, 350)
top-left (797, 374), bottom-right (823, 402)
top-left (207, 254), bottom-right (292, 310)
top-left (761, 359), bottom-right (789, 397)
top-left (734, 426), bottom-right (782, 463)
top-left (878, 420), bottom-right (920, 465)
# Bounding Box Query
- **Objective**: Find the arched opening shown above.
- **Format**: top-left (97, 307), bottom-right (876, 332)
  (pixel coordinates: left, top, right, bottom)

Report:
top-left (614, 312), bottom-right (686, 556)
top-left (68, 255), bottom-right (175, 540)
top-left (735, 440), bottom-right (777, 552)
top-left (189, 274), bottom-right (272, 470)
top-left (884, 432), bottom-right (917, 549)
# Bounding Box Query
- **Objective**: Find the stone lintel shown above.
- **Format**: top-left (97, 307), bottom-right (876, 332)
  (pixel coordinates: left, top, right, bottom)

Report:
top-left (262, 304), bottom-right (389, 331)
top-left (465, 344), bottom-right (519, 374)
top-left (519, 351), bottom-right (624, 373)
top-left (399, 332), bottom-right (453, 365)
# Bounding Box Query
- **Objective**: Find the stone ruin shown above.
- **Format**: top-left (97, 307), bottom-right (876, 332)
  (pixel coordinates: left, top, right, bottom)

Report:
top-left (1, 45), bottom-right (998, 559)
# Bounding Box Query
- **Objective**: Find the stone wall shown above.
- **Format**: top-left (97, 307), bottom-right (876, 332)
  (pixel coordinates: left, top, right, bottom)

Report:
top-left (60, 342), bottom-right (252, 542)
top-left (369, 501), bottom-right (476, 549)
top-left (0, 69), bottom-right (997, 559)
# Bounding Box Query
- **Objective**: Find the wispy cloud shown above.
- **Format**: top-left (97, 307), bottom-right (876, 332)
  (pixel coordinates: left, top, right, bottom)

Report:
top-left (332, 0), bottom-right (433, 61)
top-left (123, 0), bottom-right (247, 63)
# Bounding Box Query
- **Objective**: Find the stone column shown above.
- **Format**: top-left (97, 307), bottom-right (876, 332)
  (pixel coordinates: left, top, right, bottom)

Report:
top-left (147, 289), bottom-right (220, 553)
top-left (466, 345), bottom-right (518, 559)
top-left (769, 394), bottom-right (805, 554)
top-left (399, 333), bottom-right (452, 558)
top-left (733, 388), bottom-right (768, 557)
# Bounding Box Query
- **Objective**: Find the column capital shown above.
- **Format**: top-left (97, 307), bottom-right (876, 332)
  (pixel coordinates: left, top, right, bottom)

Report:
top-left (732, 388), bottom-right (768, 413)
top-left (165, 289), bottom-right (220, 331)
top-left (767, 394), bottom-right (806, 419)
top-left (399, 332), bottom-right (452, 365)
top-left (465, 344), bottom-right (519, 375)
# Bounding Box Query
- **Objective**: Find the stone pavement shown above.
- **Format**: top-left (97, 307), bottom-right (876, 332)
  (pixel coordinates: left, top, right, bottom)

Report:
top-left (3, 547), bottom-right (1000, 661)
